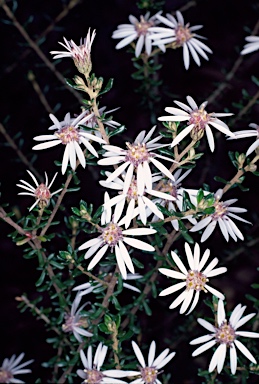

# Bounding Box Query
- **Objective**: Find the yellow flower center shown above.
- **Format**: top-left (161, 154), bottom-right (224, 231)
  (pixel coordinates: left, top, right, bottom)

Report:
top-left (186, 270), bottom-right (208, 291)
top-left (56, 126), bottom-right (80, 144)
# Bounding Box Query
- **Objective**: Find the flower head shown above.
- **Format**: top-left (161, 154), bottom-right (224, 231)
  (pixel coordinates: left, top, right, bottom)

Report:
top-left (149, 11), bottom-right (212, 69)
top-left (158, 95), bottom-right (234, 152)
top-left (190, 189), bottom-right (251, 242)
top-left (100, 172), bottom-right (176, 228)
top-left (98, 126), bottom-right (176, 196)
top-left (50, 29), bottom-right (96, 75)
top-left (240, 35), bottom-right (259, 55)
top-left (0, 353), bottom-right (33, 383)
top-left (159, 242), bottom-right (227, 314)
top-left (190, 299), bottom-right (259, 374)
top-left (112, 12), bottom-right (164, 57)
top-left (77, 343), bottom-right (130, 383)
top-left (229, 123), bottom-right (259, 156)
top-left (32, 110), bottom-right (106, 174)
top-left (62, 292), bottom-right (93, 342)
top-left (78, 204), bottom-right (156, 279)
top-left (129, 340), bottom-right (176, 383)
top-left (146, 169), bottom-right (199, 230)
top-left (17, 170), bottom-right (62, 211)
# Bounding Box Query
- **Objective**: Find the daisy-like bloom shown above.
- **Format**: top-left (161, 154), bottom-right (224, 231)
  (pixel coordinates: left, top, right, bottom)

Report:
top-left (190, 189), bottom-right (251, 242)
top-left (229, 123), bottom-right (259, 156)
top-left (100, 171), bottom-right (176, 228)
top-left (0, 353), bottom-right (33, 383)
top-left (190, 299), bottom-right (259, 374)
top-left (50, 28), bottom-right (96, 75)
top-left (158, 96), bottom-right (235, 152)
top-left (32, 110), bottom-right (106, 174)
top-left (17, 170), bottom-right (62, 211)
top-left (149, 11), bottom-right (212, 70)
top-left (129, 340), bottom-right (176, 383)
top-left (77, 343), bottom-right (131, 383)
top-left (78, 205), bottom-right (156, 279)
top-left (112, 12), bottom-right (165, 58)
top-left (62, 292), bottom-right (93, 342)
top-left (240, 35), bottom-right (259, 55)
top-left (73, 273), bottom-right (143, 295)
top-left (98, 126), bottom-right (176, 195)
top-left (159, 242), bottom-right (226, 315)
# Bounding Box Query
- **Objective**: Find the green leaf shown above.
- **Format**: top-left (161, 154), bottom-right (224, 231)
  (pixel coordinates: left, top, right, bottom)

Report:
top-left (108, 125), bottom-right (126, 138)
top-left (35, 270), bottom-right (46, 287)
top-left (99, 78), bottom-right (114, 95)
top-left (143, 300), bottom-right (152, 316)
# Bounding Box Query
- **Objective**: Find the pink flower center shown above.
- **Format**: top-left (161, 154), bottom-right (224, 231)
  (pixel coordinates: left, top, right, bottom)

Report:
top-left (62, 314), bottom-right (88, 333)
top-left (135, 16), bottom-right (154, 36)
top-left (101, 223), bottom-right (123, 248)
top-left (35, 183), bottom-right (51, 201)
top-left (83, 368), bottom-right (104, 384)
top-left (186, 270), bottom-right (208, 291)
top-left (125, 142), bottom-right (151, 167)
top-left (159, 181), bottom-right (178, 199)
top-left (212, 201), bottom-right (228, 221)
top-left (175, 24), bottom-right (193, 46)
top-left (0, 369), bottom-right (13, 383)
top-left (140, 366), bottom-right (158, 383)
top-left (189, 108), bottom-right (211, 131)
top-left (56, 126), bottom-right (80, 144)
top-left (215, 320), bottom-right (236, 346)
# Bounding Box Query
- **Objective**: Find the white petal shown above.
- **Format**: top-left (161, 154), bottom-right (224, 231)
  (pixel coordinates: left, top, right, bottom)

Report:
top-left (159, 282), bottom-right (186, 296)
top-left (234, 339), bottom-right (257, 363)
top-left (123, 237), bottom-right (154, 252)
top-left (87, 245), bottom-right (109, 270)
top-left (132, 341), bottom-right (146, 368)
top-left (230, 344), bottom-right (237, 374)
top-left (159, 268), bottom-right (186, 280)
top-left (192, 339), bottom-right (216, 356)
top-left (197, 318), bottom-right (215, 332)
top-left (171, 251), bottom-right (188, 275)
top-left (115, 244), bottom-right (127, 279)
top-left (148, 341), bottom-right (156, 366)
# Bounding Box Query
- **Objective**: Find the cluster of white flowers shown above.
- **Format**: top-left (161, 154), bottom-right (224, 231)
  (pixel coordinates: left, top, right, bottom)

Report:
top-left (112, 10), bottom-right (212, 70)
top-left (12, 11), bottom-right (259, 382)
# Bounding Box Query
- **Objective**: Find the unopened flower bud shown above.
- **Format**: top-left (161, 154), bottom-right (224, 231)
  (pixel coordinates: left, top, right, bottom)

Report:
top-left (237, 153), bottom-right (246, 168)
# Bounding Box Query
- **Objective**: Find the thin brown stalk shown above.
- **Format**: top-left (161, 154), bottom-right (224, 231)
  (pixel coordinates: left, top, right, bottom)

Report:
top-left (0, 123), bottom-right (42, 180)
top-left (4, 0), bottom-right (82, 75)
top-left (1, 0), bottom-right (83, 103)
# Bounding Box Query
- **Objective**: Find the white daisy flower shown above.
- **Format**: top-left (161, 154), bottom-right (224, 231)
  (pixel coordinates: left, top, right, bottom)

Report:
top-left (112, 12), bottom-right (165, 57)
top-left (62, 292), bottom-right (93, 342)
top-left (78, 205), bottom-right (156, 279)
top-left (190, 189), bottom-right (251, 242)
top-left (73, 273), bottom-right (143, 295)
top-left (50, 28), bottom-right (96, 74)
top-left (32, 110), bottom-right (106, 174)
top-left (240, 35), bottom-right (259, 55)
top-left (190, 299), bottom-right (259, 374)
top-left (159, 242), bottom-right (227, 315)
top-left (149, 11), bottom-right (212, 70)
top-left (100, 171), bottom-right (176, 228)
top-left (0, 353), bottom-right (33, 383)
top-left (158, 95), bottom-right (235, 152)
top-left (129, 340), bottom-right (176, 384)
top-left (17, 170), bottom-right (62, 211)
top-left (98, 126), bottom-right (176, 195)
top-left (77, 343), bottom-right (131, 383)
top-left (229, 123), bottom-right (259, 156)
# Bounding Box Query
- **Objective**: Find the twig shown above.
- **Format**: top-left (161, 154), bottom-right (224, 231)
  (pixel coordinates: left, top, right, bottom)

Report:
top-left (0, 123), bottom-right (42, 180)
top-left (4, 0), bottom-right (82, 75)
top-left (0, 0), bottom-right (83, 103)
top-left (28, 71), bottom-right (52, 114)
top-left (208, 19), bottom-right (259, 105)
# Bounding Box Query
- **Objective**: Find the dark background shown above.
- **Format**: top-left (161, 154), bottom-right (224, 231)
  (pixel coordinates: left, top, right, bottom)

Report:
top-left (0, 0), bottom-right (259, 383)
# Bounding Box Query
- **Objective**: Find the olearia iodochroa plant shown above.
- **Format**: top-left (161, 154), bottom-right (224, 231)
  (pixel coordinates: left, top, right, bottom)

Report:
top-left (1, 1), bottom-right (259, 383)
